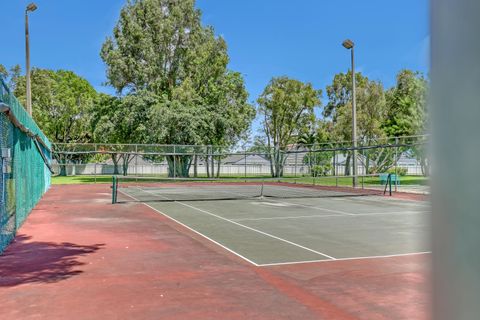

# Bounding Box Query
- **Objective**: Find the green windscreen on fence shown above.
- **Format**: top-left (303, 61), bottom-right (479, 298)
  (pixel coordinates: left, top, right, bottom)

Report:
top-left (0, 77), bottom-right (52, 254)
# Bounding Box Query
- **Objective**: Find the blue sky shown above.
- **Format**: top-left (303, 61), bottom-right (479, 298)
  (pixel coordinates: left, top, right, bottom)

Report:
top-left (1, 0), bottom-right (429, 134)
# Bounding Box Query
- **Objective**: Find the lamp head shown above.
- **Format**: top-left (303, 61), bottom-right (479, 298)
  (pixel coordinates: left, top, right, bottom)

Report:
top-left (342, 39), bottom-right (354, 49)
top-left (26, 3), bottom-right (38, 13)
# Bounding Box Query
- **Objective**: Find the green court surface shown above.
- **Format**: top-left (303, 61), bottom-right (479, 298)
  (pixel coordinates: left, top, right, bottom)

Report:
top-left (117, 185), bottom-right (430, 266)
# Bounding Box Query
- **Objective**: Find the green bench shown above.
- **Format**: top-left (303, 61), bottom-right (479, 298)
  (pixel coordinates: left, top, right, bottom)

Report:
top-left (379, 173), bottom-right (400, 185)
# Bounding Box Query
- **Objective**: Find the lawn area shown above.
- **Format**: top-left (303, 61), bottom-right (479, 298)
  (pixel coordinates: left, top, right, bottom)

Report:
top-left (52, 176), bottom-right (113, 184)
top-left (52, 175), bottom-right (429, 186)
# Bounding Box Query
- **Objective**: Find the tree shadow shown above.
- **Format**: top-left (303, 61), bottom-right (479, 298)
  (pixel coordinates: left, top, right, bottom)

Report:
top-left (0, 234), bottom-right (104, 287)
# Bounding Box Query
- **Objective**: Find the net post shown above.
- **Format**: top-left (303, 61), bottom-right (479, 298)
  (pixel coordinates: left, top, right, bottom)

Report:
top-left (389, 173), bottom-right (392, 196)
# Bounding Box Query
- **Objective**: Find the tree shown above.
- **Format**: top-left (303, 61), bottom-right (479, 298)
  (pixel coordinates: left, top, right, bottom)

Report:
top-left (13, 68), bottom-right (97, 176)
top-left (0, 64), bottom-right (22, 91)
top-left (384, 70), bottom-right (429, 175)
top-left (384, 70), bottom-right (428, 137)
top-left (258, 77), bottom-right (321, 177)
top-left (101, 0), bottom-right (204, 96)
top-left (101, 0), bottom-right (254, 177)
top-left (325, 71), bottom-right (387, 143)
top-left (324, 71), bottom-right (389, 174)
top-left (148, 84), bottom-right (208, 177)
top-left (90, 92), bottom-right (151, 175)
top-left (199, 71), bottom-right (255, 178)
top-left (14, 69), bottom-right (96, 143)
top-left (0, 64), bottom-right (7, 79)
top-left (296, 120), bottom-right (335, 176)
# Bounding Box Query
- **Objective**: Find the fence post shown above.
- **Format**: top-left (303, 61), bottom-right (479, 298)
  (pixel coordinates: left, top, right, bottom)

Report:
top-left (173, 145), bottom-right (176, 180)
top-left (294, 146), bottom-right (298, 183)
top-left (94, 144), bottom-right (97, 183)
top-left (135, 144), bottom-right (138, 181)
top-left (244, 147), bottom-right (247, 181)
top-left (335, 151), bottom-right (338, 187)
top-left (395, 137), bottom-right (399, 192)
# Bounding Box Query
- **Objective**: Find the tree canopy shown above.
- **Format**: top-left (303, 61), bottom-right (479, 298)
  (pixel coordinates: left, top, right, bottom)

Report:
top-left (324, 71), bottom-right (387, 143)
top-left (13, 68), bottom-right (96, 144)
top-left (99, 0), bottom-right (255, 176)
top-left (384, 70), bottom-right (428, 137)
top-left (258, 76), bottom-right (321, 177)
top-left (1, 0), bottom-right (429, 179)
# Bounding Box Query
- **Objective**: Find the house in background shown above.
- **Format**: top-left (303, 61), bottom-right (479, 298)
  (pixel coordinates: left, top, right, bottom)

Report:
top-left (222, 154), bottom-right (270, 166)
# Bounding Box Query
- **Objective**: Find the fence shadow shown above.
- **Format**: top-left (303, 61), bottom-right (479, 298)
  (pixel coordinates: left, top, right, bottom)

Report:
top-left (0, 234), bottom-right (104, 287)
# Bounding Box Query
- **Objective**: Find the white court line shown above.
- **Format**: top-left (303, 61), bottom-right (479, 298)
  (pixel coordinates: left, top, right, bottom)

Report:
top-left (137, 187), bottom-right (336, 261)
top-left (121, 187), bottom-right (428, 267)
top-left (219, 188), bottom-right (355, 216)
top-left (268, 199), bottom-right (355, 215)
top-left (257, 251), bottom-right (431, 267)
top-left (233, 210), bottom-right (431, 222)
top-left (120, 188), bottom-right (260, 266)
top-left (334, 195), bottom-right (431, 207)
top-left (175, 201), bottom-right (336, 260)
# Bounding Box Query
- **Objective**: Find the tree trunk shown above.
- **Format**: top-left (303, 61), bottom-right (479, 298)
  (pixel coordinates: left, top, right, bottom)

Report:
top-left (365, 152), bottom-right (370, 175)
top-left (216, 155), bottom-right (221, 178)
top-left (59, 155), bottom-right (68, 176)
top-left (271, 148), bottom-right (285, 178)
top-left (193, 154), bottom-right (198, 178)
top-left (112, 154), bottom-right (119, 175)
top-left (332, 151), bottom-right (336, 176)
top-left (206, 155), bottom-right (210, 178)
top-left (421, 157), bottom-right (429, 177)
top-left (344, 154), bottom-right (351, 176)
top-left (166, 155), bottom-right (192, 177)
top-left (269, 149), bottom-right (275, 177)
top-left (122, 154), bottom-right (132, 176)
top-left (210, 154), bottom-right (215, 178)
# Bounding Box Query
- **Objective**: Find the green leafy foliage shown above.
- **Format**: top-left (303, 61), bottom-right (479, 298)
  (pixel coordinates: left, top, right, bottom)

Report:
top-left (325, 71), bottom-right (387, 143)
top-left (384, 70), bottom-right (428, 137)
top-left (311, 164), bottom-right (333, 177)
top-left (258, 77), bottom-right (321, 177)
top-left (100, 0), bottom-right (254, 177)
top-left (14, 68), bottom-right (96, 144)
top-left (387, 167), bottom-right (408, 176)
top-left (12, 68), bottom-right (97, 176)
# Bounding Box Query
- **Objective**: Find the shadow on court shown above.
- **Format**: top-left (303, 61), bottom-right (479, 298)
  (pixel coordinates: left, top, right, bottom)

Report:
top-left (0, 234), bottom-right (104, 287)
top-left (0, 184), bottom-right (431, 320)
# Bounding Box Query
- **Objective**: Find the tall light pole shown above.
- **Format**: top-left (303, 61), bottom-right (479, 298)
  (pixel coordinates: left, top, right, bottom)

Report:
top-left (25, 2), bottom-right (38, 116)
top-left (342, 39), bottom-right (357, 187)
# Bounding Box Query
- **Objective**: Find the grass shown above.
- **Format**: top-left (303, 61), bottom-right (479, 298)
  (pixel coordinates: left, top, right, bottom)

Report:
top-left (52, 174), bottom-right (429, 186)
top-left (52, 176), bottom-right (113, 184)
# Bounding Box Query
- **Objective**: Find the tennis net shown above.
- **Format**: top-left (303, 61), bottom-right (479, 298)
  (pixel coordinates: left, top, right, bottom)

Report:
top-left (112, 175), bottom-right (392, 204)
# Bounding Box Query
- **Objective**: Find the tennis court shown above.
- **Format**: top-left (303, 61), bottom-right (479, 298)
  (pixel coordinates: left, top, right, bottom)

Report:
top-left (116, 181), bottom-right (430, 266)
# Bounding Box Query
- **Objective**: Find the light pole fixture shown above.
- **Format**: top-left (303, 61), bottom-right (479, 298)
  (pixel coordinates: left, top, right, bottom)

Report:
top-left (342, 39), bottom-right (357, 187)
top-left (25, 2), bottom-right (38, 116)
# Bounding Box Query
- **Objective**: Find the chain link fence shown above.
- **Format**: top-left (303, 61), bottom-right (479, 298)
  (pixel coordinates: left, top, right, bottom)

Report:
top-left (0, 78), bottom-right (52, 254)
top-left (52, 135), bottom-right (429, 192)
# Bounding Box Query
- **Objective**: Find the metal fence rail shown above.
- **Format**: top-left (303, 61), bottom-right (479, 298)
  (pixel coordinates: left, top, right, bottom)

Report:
top-left (52, 135), bottom-right (430, 186)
